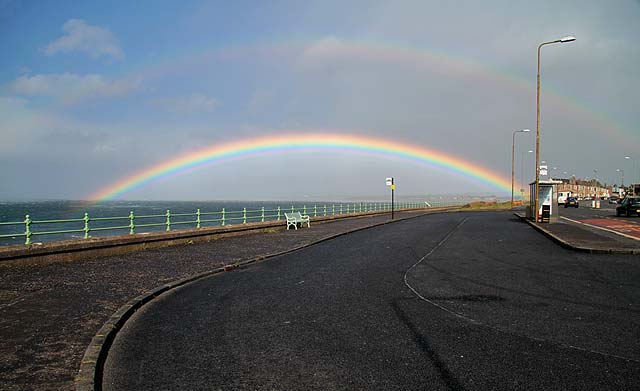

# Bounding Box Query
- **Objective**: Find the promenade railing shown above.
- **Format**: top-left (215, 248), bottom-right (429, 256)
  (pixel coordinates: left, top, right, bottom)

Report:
top-left (0, 201), bottom-right (462, 246)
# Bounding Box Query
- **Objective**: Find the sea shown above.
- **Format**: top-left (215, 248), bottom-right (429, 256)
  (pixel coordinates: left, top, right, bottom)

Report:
top-left (0, 197), bottom-right (481, 246)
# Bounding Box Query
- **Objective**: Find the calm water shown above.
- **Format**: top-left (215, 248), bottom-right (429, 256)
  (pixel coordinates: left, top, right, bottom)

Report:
top-left (0, 199), bottom-right (443, 246)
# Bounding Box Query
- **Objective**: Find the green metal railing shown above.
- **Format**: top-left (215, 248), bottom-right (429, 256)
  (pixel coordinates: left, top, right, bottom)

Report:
top-left (0, 202), bottom-right (443, 246)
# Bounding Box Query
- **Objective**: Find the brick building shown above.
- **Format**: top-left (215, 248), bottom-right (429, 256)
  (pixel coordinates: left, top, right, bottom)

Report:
top-left (554, 177), bottom-right (611, 199)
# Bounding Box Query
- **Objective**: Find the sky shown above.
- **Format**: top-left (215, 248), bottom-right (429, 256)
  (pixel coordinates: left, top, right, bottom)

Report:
top-left (1, 0), bottom-right (639, 201)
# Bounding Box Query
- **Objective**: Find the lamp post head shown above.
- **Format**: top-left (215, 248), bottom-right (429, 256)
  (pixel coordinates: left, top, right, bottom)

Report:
top-left (523, 129), bottom-right (531, 132)
top-left (625, 156), bottom-right (631, 159)
top-left (560, 36), bottom-right (576, 43)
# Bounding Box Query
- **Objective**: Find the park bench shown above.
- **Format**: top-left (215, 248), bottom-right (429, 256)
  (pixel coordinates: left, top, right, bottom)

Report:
top-left (284, 212), bottom-right (310, 230)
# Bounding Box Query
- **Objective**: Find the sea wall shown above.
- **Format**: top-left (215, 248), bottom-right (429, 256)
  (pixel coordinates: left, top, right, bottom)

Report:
top-left (0, 209), bottom-right (427, 266)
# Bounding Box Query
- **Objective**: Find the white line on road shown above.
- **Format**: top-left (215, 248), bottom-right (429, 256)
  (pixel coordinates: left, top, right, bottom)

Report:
top-left (560, 216), bottom-right (640, 242)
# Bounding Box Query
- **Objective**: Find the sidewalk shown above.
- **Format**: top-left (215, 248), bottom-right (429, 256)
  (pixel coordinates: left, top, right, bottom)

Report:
top-left (514, 212), bottom-right (640, 254)
top-left (0, 209), bottom-right (436, 391)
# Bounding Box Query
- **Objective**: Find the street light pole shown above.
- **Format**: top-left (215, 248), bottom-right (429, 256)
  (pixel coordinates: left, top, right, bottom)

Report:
top-left (593, 168), bottom-right (599, 207)
top-left (534, 36), bottom-right (575, 222)
top-left (625, 156), bottom-right (634, 186)
top-left (511, 129), bottom-right (530, 209)
top-left (524, 150), bottom-right (533, 203)
top-left (617, 168), bottom-right (624, 187)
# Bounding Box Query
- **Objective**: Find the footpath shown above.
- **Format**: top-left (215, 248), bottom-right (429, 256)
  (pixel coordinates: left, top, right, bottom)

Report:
top-left (1, 208), bottom-right (638, 391)
top-left (0, 209), bottom-right (439, 391)
top-left (514, 212), bottom-right (640, 255)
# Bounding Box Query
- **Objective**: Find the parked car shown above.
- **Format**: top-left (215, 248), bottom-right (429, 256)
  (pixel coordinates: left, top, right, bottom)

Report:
top-left (564, 197), bottom-right (579, 208)
top-left (608, 196), bottom-right (619, 204)
top-left (616, 197), bottom-right (640, 217)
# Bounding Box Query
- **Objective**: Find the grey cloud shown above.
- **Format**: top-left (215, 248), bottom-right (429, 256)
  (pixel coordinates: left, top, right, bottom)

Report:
top-left (4, 1), bottom-right (639, 200)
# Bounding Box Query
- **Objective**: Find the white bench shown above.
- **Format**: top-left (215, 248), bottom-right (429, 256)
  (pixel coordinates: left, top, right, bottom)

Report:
top-left (284, 212), bottom-right (310, 230)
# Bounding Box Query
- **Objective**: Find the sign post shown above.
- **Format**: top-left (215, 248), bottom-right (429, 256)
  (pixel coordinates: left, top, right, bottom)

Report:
top-left (386, 177), bottom-right (395, 219)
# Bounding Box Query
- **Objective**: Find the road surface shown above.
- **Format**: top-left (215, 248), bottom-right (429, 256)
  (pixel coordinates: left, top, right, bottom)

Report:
top-left (559, 202), bottom-right (640, 240)
top-left (103, 211), bottom-right (640, 390)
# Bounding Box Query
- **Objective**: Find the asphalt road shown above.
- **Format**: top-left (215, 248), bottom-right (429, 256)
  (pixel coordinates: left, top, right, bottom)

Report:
top-left (103, 211), bottom-right (640, 390)
top-left (557, 201), bottom-right (640, 240)
top-left (556, 201), bottom-right (620, 220)
top-left (557, 199), bottom-right (640, 219)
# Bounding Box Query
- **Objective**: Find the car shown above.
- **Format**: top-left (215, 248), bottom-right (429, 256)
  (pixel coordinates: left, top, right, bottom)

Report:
top-left (608, 196), bottom-right (619, 204)
top-left (616, 197), bottom-right (640, 217)
top-left (564, 197), bottom-right (579, 208)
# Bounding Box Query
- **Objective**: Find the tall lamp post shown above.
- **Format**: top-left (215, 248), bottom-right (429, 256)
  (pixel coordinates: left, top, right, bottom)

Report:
top-left (592, 169), bottom-right (597, 196)
top-left (617, 168), bottom-right (624, 188)
top-left (534, 36), bottom-right (576, 222)
top-left (522, 150), bottom-right (533, 202)
top-left (511, 129), bottom-right (531, 209)
top-left (625, 156), bottom-right (635, 186)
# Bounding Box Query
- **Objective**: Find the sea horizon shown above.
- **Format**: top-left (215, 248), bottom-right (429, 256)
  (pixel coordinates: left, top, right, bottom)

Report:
top-left (0, 196), bottom-right (509, 246)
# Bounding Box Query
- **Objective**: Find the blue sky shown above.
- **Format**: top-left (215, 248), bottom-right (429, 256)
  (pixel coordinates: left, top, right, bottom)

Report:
top-left (1, 0), bottom-right (639, 200)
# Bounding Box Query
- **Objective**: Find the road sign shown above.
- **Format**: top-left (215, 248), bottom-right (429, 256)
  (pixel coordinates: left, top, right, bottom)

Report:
top-left (386, 177), bottom-right (395, 219)
top-left (540, 165), bottom-right (548, 176)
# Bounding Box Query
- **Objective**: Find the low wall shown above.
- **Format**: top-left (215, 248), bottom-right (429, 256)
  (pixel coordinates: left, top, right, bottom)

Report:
top-left (0, 209), bottom-right (433, 266)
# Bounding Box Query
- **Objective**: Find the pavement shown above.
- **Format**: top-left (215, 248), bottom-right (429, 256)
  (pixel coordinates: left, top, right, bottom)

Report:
top-left (0, 206), bottom-right (638, 390)
top-left (102, 211), bottom-right (640, 390)
top-left (513, 206), bottom-right (640, 254)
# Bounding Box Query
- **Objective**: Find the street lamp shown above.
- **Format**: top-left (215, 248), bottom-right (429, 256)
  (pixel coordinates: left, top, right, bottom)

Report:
top-left (511, 129), bottom-right (531, 209)
top-left (625, 156), bottom-right (636, 185)
top-left (534, 36), bottom-right (576, 222)
top-left (522, 150), bottom-right (533, 201)
top-left (617, 168), bottom-right (624, 187)
top-left (592, 168), bottom-right (599, 207)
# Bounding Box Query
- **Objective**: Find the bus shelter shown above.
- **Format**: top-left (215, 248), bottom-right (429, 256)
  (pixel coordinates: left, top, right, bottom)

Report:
top-left (528, 180), bottom-right (562, 223)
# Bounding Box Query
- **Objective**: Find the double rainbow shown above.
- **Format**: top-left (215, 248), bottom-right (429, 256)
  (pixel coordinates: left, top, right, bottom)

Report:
top-left (89, 133), bottom-right (512, 201)
top-left (152, 39), bottom-right (638, 150)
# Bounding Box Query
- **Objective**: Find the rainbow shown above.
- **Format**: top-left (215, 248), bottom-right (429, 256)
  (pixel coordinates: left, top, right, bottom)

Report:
top-left (299, 39), bottom-right (638, 149)
top-left (88, 133), bottom-right (513, 201)
top-left (152, 39), bottom-right (637, 150)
